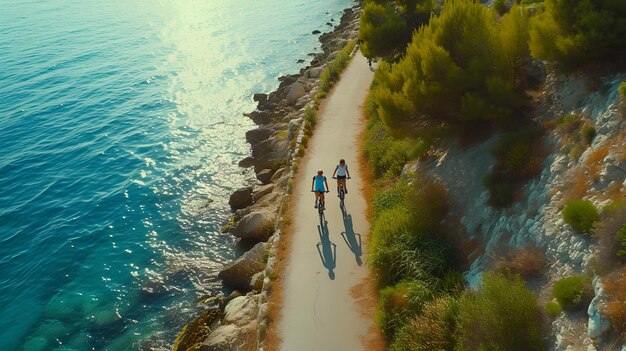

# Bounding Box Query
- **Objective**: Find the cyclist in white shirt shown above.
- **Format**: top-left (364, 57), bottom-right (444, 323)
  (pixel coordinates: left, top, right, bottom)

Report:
top-left (332, 159), bottom-right (351, 196)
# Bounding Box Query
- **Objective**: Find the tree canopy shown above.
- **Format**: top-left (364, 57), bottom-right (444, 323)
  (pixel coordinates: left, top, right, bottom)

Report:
top-left (371, 0), bottom-right (530, 132)
top-left (529, 0), bottom-right (626, 67)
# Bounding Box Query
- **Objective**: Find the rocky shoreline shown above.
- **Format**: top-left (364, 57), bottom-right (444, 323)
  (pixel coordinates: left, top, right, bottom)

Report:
top-left (173, 4), bottom-right (362, 350)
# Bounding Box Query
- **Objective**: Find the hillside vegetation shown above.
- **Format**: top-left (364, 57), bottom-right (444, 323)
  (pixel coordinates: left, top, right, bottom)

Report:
top-left (360, 0), bottom-right (626, 349)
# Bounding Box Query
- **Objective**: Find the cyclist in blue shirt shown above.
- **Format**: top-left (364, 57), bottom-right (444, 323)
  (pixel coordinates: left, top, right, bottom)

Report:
top-left (311, 170), bottom-right (329, 209)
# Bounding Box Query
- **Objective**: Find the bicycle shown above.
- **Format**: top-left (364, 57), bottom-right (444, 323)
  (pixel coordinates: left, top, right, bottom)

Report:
top-left (332, 176), bottom-right (351, 212)
top-left (313, 190), bottom-right (329, 223)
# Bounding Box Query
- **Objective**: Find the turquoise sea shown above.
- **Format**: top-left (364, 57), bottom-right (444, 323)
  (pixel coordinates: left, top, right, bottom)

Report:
top-left (0, 1), bottom-right (352, 349)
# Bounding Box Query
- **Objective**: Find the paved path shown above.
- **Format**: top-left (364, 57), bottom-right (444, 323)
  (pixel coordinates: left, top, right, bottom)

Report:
top-left (278, 52), bottom-right (378, 351)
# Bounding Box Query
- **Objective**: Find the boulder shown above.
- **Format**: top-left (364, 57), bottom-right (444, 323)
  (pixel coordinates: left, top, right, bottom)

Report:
top-left (271, 167), bottom-right (287, 182)
top-left (307, 67), bottom-right (324, 78)
top-left (230, 211), bottom-right (275, 241)
top-left (173, 308), bottom-right (222, 351)
top-left (229, 187), bottom-right (253, 210)
top-left (256, 169), bottom-right (273, 184)
top-left (218, 243), bottom-right (266, 291)
top-left (223, 295), bottom-right (259, 326)
top-left (238, 157), bottom-right (255, 168)
top-left (245, 110), bottom-right (272, 125)
top-left (252, 138), bottom-right (289, 161)
top-left (286, 83), bottom-right (306, 105)
top-left (249, 271), bottom-right (265, 291)
top-left (200, 296), bottom-right (259, 351)
top-left (252, 93), bottom-right (267, 103)
top-left (245, 128), bottom-right (272, 144)
top-left (199, 324), bottom-right (239, 351)
top-left (312, 30), bottom-right (321, 35)
top-left (253, 184), bottom-right (275, 201)
top-left (288, 118), bottom-right (302, 140)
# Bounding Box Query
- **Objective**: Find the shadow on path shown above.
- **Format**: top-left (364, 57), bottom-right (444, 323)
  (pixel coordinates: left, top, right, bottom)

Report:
top-left (316, 220), bottom-right (336, 280)
top-left (340, 213), bottom-right (362, 266)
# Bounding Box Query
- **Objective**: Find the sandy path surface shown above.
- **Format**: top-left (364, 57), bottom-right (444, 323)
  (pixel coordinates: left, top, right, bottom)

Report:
top-left (278, 52), bottom-right (378, 351)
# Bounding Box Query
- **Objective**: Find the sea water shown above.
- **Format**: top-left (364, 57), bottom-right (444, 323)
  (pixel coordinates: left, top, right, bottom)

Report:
top-left (0, 0), bottom-right (352, 349)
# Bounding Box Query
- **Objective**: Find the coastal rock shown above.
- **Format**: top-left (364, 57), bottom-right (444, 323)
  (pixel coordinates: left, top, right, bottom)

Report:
top-left (218, 242), bottom-right (266, 291)
top-left (173, 308), bottom-right (222, 351)
top-left (229, 187), bottom-right (253, 210)
top-left (251, 138), bottom-right (289, 161)
top-left (253, 184), bottom-right (275, 201)
top-left (271, 167), bottom-right (287, 182)
top-left (312, 30), bottom-right (321, 35)
top-left (288, 118), bottom-right (302, 140)
top-left (253, 93), bottom-right (267, 103)
top-left (286, 83), bottom-right (306, 105)
top-left (245, 110), bottom-right (272, 125)
top-left (256, 169), bottom-right (274, 184)
top-left (230, 211), bottom-right (275, 241)
top-left (223, 295), bottom-right (259, 326)
top-left (238, 157), bottom-right (255, 168)
top-left (246, 128), bottom-right (272, 144)
top-left (199, 296), bottom-right (259, 351)
top-left (307, 67), bottom-right (324, 79)
top-left (199, 324), bottom-right (237, 351)
top-left (249, 271), bottom-right (265, 291)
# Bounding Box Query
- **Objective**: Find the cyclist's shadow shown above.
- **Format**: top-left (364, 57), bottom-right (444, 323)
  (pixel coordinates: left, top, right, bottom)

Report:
top-left (316, 220), bottom-right (337, 280)
top-left (340, 213), bottom-right (362, 266)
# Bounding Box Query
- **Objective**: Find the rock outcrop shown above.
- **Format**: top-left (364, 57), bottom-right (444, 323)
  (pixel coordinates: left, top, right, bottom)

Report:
top-left (218, 242), bottom-right (266, 292)
top-left (199, 296), bottom-right (259, 351)
top-left (230, 211), bottom-right (274, 241)
top-left (229, 187), bottom-right (253, 210)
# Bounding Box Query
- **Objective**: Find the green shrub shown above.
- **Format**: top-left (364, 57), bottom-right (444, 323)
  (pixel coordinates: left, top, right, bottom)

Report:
top-left (371, 0), bottom-right (529, 132)
top-left (320, 39), bottom-right (356, 93)
top-left (455, 273), bottom-right (544, 351)
top-left (370, 179), bottom-right (453, 285)
top-left (411, 180), bottom-right (449, 234)
top-left (372, 180), bottom-right (411, 216)
top-left (494, 0), bottom-right (508, 15)
top-left (581, 126), bottom-right (596, 145)
top-left (563, 199), bottom-right (599, 234)
top-left (552, 275), bottom-right (593, 311)
top-left (618, 224), bottom-right (626, 257)
top-left (365, 115), bottom-right (413, 177)
top-left (485, 127), bottom-right (544, 208)
top-left (390, 296), bottom-right (459, 351)
top-left (529, 0), bottom-right (626, 67)
top-left (620, 82), bottom-right (626, 97)
top-left (370, 206), bottom-right (424, 284)
top-left (483, 174), bottom-right (515, 207)
top-left (377, 280), bottom-right (436, 339)
top-left (594, 202), bottom-right (626, 270)
top-left (359, 2), bottom-right (409, 59)
top-left (546, 300), bottom-right (562, 317)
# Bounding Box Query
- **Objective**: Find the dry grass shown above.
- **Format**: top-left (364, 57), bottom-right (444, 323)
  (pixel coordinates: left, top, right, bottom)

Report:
top-left (493, 246), bottom-right (547, 279)
top-left (611, 128), bottom-right (626, 161)
top-left (585, 144), bottom-right (610, 181)
top-left (355, 105), bottom-right (385, 349)
top-left (602, 267), bottom-right (626, 336)
top-left (262, 191), bottom-right (294, 351)
top-left (595, 205), bottom-right (626, 272)
top-left (563, 167), bottom-right (589, 202)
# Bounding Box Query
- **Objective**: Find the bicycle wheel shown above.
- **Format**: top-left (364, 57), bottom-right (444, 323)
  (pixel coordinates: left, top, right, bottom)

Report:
top-left (318, 199), bottom-right (324, 221)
